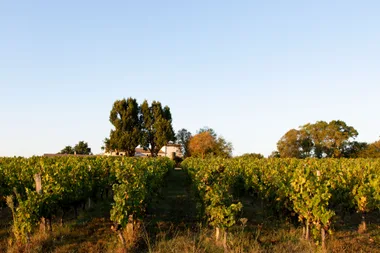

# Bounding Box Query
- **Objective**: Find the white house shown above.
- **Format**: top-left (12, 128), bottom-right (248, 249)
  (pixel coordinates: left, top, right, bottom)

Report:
top-left (104, 143), bottom-right (183, 158)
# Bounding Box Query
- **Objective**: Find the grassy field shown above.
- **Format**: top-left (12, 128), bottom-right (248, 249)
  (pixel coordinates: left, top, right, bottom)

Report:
top-left (1, 168), bottom-right (379, 252)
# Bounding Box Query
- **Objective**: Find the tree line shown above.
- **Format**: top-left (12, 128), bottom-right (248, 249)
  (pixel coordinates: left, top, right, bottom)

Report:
top-left (57, 97), bottom-right (233, 158)
top-left (58, 98), bottom-right (379, 159)
top-left (272, 120), bottom-right (380, 158)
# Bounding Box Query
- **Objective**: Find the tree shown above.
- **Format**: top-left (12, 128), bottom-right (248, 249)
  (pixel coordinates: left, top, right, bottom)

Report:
top-left (198, 127), bottom-right (217, 138)
top-left (176, 128), bottom-right (192, 157)
top-left (140, 100), bottom-right (175, 156)
top-left (304, 120), bottom-right (358, 158)
top-left (59, 146), bottom-right (74, 154)
top-left (58, 141), bottom-right (92, 155)
top-left (188, 127), bottom-right (233, 158)
top-left (106, 98), bottom-right (141, 156)
top-left (277, 129), bottom-right (303, 158)
top-left (214, 136), bottom-right (233, 158)
top-left (342, 141), bottom-right (368, 158)
top-left (358, 139), bottom-right (380, 158)
top-left (74, 141), bottom-right (92, 155)
top-left (188, 131), bottom-right (216, 159)
top-left (276, 120), bottom-right (359, 158)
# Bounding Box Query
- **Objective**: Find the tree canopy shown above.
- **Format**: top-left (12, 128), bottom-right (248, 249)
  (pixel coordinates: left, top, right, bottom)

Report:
top-left (358, 139), bottom-right (380, 158)
top-left (74, 141), bottom-right (92, 155)
top-left (59, 141), bottom-right (92, 155)
top-left (140, 100), bottom-right (175, 156)
top-left (238, 153), bottom-right (264, 159)
top-left (59, 146), bottom-right (74, 155)
top-left (104, 98), bottom-right (175, 157)
top-left (175, 128), bottom-right (192, 157)
top-left (188, 127), bottom-right (233, 158)
top-left (105, 98), bottom-right (141, 156)
top-left (277, 120), bottom-right (360, 158)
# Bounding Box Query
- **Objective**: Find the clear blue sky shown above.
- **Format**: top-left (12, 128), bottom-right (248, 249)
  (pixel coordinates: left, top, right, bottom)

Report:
top-left (1, 1), bottom-right (379, 157)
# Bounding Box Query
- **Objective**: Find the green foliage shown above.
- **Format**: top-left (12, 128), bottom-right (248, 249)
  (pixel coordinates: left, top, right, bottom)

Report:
top-left (182, 157), bottom-right (380, 246)
top-left (59, 141), bottom-right (92, 155)
top-left (0, 156), bottom-right (174, 244)
top-left (277, 120), bottom-right (360, 158)
top-left (140, 100), bottom-right (175, 156)
top-left (238, 153), bottom-right (264, 159)
top-left (358, 139), bottom-right (380, 158)
top-left (176, 128), bottom-right (192, 157)
top-left (59, 146), bottom-right (74, 154)
top-left (107, 98), bottom-right (141, 156)
top-left (74, 141), bottom-right (92, 155)
top-left (182, 157), bottom-right (243, 229)
top-left (110, 157), bottom-right (173, 228)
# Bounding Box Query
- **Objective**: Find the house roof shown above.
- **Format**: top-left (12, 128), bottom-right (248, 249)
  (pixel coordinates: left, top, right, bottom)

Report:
top-left (165, 143), bottom-right (182, 147)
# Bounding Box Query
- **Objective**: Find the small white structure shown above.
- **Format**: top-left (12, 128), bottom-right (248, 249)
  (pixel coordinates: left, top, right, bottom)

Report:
top-left (161, 143), bottom-right (183, 158)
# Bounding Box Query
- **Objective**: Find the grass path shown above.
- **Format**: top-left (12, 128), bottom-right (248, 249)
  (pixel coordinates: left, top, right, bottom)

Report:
top-left (147, 168), bottom-right (198, 224)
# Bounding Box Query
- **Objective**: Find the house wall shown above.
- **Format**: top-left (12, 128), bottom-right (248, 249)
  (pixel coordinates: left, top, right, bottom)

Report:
top-left (104, 145), bottom-right (183, 158)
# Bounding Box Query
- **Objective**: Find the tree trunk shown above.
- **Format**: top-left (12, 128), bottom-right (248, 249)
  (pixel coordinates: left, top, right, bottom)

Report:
top-left (48, 218), bottom-right (52, 233)
top-left (60, 210), bottom-right (65, 227)
top-left (126, 215), bottom-right (134, 237)
top-left (40, 217), bottom-right (46, 234)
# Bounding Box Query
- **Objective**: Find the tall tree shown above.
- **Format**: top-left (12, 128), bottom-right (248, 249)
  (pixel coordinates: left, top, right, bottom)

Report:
top-left (140, 100), bottom-right (175, 156)
top-left (176, 128), bottom-right (192, 157)
top-left (106, 98), bottom-right (141, 156)
top-left (74, 141), bottom-right (92, 155)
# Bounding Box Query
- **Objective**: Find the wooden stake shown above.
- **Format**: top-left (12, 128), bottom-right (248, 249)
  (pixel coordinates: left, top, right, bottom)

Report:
top-left (34, 173), bottom-right (46, 233)
top-left (215, 227), bottom-right (220, 241)
top-left (223, 230), bottom-right (227, 252)
top-left (321, 228), bottom-right (326, 252)
top-left (126, 215), bottom-right (134, 236)
top-left (305, 221), bottom-right (309, 240)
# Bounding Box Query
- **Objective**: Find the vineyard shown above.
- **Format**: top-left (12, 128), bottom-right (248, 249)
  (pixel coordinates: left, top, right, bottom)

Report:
top-left (182, 157), bottom-right (380, 251)
top-left (0, 156), bottom-right (173, 251)
top-left (0, 156), bottom-right (379, 252)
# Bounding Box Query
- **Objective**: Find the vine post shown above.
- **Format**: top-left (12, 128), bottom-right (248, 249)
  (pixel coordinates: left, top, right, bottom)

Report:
top-left (34, 173), bottom-right (46, 234)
